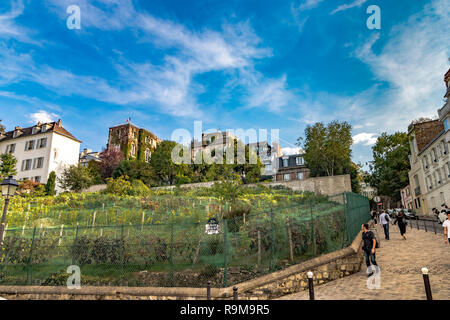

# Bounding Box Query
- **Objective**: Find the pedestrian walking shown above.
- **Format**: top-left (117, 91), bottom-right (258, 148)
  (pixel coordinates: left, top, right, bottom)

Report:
top-left (443, 211), bottom-right (450, 245)
top-left (379, 210), bottom-right (391, 240)
top-left (393, 210), bottom-right (408, 240)
top-left (360, 223), bottom-right (378, 277)
top-left (372, 210), bottom-right (378, 225)
top-left (438, 209), bottom-right (447, 224)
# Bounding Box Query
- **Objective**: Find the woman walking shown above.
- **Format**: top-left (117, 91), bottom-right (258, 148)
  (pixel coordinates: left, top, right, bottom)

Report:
top-left (393, 210), bottom-right (408, 240)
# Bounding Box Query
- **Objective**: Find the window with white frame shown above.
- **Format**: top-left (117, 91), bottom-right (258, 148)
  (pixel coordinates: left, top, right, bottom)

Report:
top-left (34, 157), bottom-right (44, 169)
top-left (6, 143), bottom-right (15, 154)
top-left (296, 157), bottom-right (304, 165)
top-left (283, 174), bottom-right (290, 181)
top-left (34, 176), bottom-right (41, 183)
top-left (437, 168), bottom-right (442, 184)
top-left (22, 159), bottom-right (32, 171)
top-left (432, 148), bottom-right (438, 162)
top-left (130, 143), bottom-right (136, 156)
top-left (145, 149), bottom-right (151, 163)
top-left (37, 138), bottom-right (47, 149)
top-left (282, 158), bottom-right (289, 167)
top-left (442, 140), bottom-right (448, 155)
top-left (297, 172), bottom-right (305, 180)
top-left (25, 140), bottom-right (35, 151)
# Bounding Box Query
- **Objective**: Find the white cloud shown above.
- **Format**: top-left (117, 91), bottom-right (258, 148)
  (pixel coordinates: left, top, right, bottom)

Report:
top-left (330, 0), bottom-right (367, 15)
top-left (350, 0), bottom-right (450, 132)
top-left (294, 0), bottom-right (325, 12)
top-left (29, 110), bottom-right (60, 123)
top-left (352, 132), bottom-right (378, 146)
top-left (282, 147), bottom-right (303, 155)
top-left (1, 1), bottom-right (272, 118)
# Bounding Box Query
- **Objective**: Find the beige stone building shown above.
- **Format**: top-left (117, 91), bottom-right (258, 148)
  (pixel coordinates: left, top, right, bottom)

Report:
top-left (407, 69), bottom-right (450, 215)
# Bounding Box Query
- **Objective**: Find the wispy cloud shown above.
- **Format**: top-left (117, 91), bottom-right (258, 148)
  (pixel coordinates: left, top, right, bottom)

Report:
top-left (350, 0), bottom-right (450, 131)
top-left (330, 0), bottom-right (367, 15)
top-left (2, 1), bottom-right (272, 118)
top-left (245, 75), bottom-right (295, 112)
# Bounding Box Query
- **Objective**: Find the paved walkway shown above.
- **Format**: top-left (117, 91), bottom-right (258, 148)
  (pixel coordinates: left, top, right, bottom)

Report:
top-left (280, 223), bottom-right (450, 300)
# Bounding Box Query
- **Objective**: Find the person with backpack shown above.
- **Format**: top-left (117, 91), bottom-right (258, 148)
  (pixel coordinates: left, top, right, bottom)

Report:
top-left (361, 223), bottom-right (378, 277)
top-left (379, 210), bottom-right (391, 240)
top-left (393, 210), bottom-right (408, 240)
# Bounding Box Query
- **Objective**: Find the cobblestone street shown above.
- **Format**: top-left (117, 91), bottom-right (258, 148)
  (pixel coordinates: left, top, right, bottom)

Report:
top-left (279, 223), bottom-right (450, 300)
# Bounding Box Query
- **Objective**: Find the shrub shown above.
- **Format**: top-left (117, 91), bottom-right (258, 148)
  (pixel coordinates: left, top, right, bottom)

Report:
top-left (41, 272), bottom-right (70, 286)
top-left (105, 176), bottom-right (132, 196)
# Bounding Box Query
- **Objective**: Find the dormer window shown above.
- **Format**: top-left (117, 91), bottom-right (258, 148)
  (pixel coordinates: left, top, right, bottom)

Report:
top-left (32, 126), bottom-right (41, 134)
top-left (13, 128), bottom-right (22, 138)
top-left (41, 124), bottom-right (48, 133)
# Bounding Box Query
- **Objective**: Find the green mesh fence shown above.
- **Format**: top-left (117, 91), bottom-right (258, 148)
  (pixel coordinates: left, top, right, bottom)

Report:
top-left (0, 192), bottom-right (370, 288)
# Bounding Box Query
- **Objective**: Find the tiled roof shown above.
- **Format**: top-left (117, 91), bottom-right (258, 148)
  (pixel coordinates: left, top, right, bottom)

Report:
top-left (0, 120), bottom-right (81, 143)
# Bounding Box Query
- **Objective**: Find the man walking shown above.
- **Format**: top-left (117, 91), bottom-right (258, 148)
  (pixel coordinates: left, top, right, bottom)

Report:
top-left (379, 210), bottom-right (391, 240)
top-left (443, 211), bottom-right (450, 245)
top-left (361, 224), bottom-right (378, 277)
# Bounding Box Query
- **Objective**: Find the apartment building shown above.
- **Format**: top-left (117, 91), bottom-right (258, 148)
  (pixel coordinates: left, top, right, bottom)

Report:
top-left (247, 141), bottom-right (281, 178)
top-left (275, 154), bottom-right (310, 182)
top-left (407, 69), bottom-right (450, 215)
top-left (0, 120), bottom-right (81, 192)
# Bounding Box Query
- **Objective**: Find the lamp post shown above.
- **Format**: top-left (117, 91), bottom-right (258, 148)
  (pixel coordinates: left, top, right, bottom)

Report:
top-left (0, 176), bottom-right (18, 247)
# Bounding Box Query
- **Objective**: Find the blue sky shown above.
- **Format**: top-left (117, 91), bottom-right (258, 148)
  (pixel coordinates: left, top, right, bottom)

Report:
top-left (0, 0), bottom-right (449, 168)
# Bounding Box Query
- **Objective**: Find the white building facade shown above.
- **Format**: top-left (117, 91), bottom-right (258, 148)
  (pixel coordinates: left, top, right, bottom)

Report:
top-left (0, 120), bottom-right (81, 192)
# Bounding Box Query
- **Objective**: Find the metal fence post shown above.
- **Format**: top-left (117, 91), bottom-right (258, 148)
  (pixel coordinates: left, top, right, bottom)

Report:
top-left (421, 267), bottom-right (433, 300)
top-left (169, 215), bottom-right (174, 287)
top-left (120, 224), bottom-right (125, 285)
top-left (307, 271), bottom-right (315, 300)
top-left (207, 281), bottom-right (211, 300)
top-left (233, 286), bottom-right (238, 300)
top-left (223, 219), bottom-right (229, 288)
top-left (433, 220), bottom-right (437, 234)
top-left (26, 227), bottom-right (37, 285)
top-left (416, 217), bottom-right (419, 230)
top-left (423, 220), bottom-right (428, 232)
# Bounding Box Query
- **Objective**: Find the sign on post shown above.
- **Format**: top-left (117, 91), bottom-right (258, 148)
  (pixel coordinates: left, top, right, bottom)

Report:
top-left (205, 218), bottom-right (219, 235)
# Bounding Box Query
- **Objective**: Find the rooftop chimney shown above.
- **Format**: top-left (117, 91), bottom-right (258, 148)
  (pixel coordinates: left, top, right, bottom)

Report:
top-left (56, 119), bottom-right (61, 127)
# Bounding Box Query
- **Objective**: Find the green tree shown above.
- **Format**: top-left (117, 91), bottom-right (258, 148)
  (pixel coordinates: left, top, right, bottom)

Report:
top-left (0, 153), bottom-right (18, 179)
top-left (151, 140), bottom-right (183, 185)
top-left (368, 132), bottom-right (410, 202)
top-left (58, 165), bottom-right (94, 192)
top-left (0, 120), bottom-right (5, 134)
top-left (45, 171), bottom-right (56, 196)
top-left (297, 121), bottom-right (353, 177)
top-left (113, 160), bottom-right (155, 186)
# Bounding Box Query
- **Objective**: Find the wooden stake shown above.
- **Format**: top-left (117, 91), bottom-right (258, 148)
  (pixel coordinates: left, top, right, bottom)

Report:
top-left (92, 211), bottom-right (97, 227)
top-left (58, 224), bottom-right (64, 246)
top-left (257, 230), bottom-right (262, 269)
top-left (286, 217), bottom-right (294, 262)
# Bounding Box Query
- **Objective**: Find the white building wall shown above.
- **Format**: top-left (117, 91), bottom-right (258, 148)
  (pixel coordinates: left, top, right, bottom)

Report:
top-left (0, 132), bottom-right (53, 183)
top-left (47, 133), bottom-right (81, 192)
top-left (0, 131), bottom-right (80, 193)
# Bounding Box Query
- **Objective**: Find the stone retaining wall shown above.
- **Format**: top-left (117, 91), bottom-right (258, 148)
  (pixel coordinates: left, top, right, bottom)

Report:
top-left (0, 228), bottom-right (365, 300)
top-left (152, 174), bottom-right (352, 196)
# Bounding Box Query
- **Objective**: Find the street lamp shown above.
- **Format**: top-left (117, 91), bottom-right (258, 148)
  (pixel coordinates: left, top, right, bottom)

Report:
top-left (0, 176), bottom-right (18, 246)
